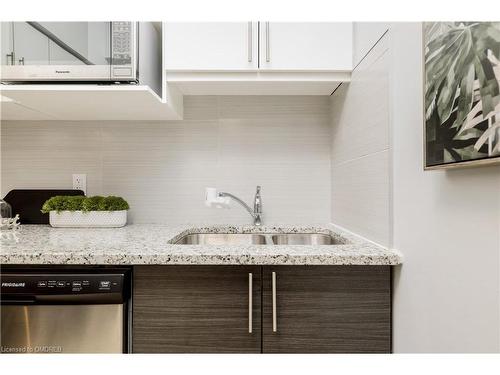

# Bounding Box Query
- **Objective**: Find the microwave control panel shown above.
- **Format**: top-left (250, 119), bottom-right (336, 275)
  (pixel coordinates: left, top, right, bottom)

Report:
top-left (111, 21), bottom-right (136, 80)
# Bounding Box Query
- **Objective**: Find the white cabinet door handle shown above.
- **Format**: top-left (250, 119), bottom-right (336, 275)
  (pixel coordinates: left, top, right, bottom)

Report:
top-left (265, 22), bottom-right (270, 62)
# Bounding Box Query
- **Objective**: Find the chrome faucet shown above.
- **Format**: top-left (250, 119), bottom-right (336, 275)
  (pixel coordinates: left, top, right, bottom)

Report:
top-left (218, 186), bottom-right (263, 226)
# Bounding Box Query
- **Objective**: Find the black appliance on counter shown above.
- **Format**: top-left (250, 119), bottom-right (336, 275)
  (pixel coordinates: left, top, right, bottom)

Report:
top-left (2, 189), bottom-right (84, 224)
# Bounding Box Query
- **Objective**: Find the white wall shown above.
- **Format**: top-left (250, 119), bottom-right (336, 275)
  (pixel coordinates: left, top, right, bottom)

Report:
top-left (330, 31), bottom-right (391, 247)
top-left (390, 22), bottom-right (500, 353)
top-left (1, 95), bottom-right (332, 225)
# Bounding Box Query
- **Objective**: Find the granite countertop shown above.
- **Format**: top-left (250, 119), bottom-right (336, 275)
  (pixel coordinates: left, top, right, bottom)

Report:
top-left (0, 224), bottom-right (403, 266)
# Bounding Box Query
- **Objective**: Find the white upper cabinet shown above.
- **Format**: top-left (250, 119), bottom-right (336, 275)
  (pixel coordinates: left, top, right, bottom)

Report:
top-left (163, 22), bottom-right (353, 95)
top-left (164, 22), bottom-right (259, 71)
top-left (164, 22), bottom-right (353, 72)
top-left (259, 22), bottom-right (352, 71)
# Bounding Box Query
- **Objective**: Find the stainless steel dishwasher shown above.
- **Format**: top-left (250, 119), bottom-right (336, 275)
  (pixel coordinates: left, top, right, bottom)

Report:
top-left (0, 268), bottom-right (130, 354)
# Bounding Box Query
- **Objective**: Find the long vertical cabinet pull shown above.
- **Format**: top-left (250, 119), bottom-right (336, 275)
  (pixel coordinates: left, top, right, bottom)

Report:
top-left (272, 271), bottom-right (277, 332)
top-left (265, 22), bottom-right (270, 62)
top-left (247, 22), bottom-right (253, 63)
top-left (248, 272), bottom-right (253, 333)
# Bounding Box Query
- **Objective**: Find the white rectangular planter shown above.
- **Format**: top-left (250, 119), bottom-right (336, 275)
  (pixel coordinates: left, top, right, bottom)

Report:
top-left (49, 210), bottom-right (127, 228)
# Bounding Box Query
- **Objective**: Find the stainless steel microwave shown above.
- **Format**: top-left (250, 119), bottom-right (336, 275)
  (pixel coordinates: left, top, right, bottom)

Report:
top-left (0, 22), bottom-right (153, 83)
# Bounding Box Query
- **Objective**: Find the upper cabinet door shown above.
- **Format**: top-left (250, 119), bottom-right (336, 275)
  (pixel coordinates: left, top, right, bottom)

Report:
top-left (259, 22), bottom-right (353, 71)
top-left (164, 22), bottom-right (259, 71)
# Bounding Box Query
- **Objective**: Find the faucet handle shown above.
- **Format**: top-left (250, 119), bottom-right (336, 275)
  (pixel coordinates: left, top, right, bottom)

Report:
top-left (254, 186), bottom-right (262, 217)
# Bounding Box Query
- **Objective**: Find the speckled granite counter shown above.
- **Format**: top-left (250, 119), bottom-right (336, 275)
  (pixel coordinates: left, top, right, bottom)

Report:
top-left (0, 224), bottom-right (402, 265)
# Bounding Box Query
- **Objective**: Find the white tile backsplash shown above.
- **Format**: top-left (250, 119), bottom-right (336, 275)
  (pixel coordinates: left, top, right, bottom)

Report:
top-left (331, 36), bottom-right (389, 165)
top-left (331, 150), bottom-right (390, 245)
top-left (1, 121), bottom-right (103, 194)
top-left (219, 95), bottom-right (331, 119)
top-left (330, 33), bottom-right (391, 246)
top-left (1, 96), bottom-right (331, 225)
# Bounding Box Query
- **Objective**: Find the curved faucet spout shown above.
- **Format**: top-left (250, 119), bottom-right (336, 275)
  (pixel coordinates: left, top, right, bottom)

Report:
top-left (218, 192), bottom-right (255, 217)
top-left (218, 186), bottom-right (263, 226)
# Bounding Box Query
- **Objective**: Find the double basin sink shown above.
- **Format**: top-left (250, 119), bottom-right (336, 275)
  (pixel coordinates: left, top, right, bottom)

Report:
top-left (175, 233), bottom-right (340, 245)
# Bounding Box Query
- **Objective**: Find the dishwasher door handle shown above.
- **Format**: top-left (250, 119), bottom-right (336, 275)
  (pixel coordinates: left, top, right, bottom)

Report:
top-left (0, 297), bottom-right (36, 305)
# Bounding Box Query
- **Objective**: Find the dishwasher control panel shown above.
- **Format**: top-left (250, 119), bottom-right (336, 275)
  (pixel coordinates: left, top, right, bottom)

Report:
top-left (0, 272), bottom-right (127, 304)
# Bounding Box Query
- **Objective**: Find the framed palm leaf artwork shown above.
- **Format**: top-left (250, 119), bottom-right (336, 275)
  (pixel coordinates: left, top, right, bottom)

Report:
top-left (424, 22), bottom-right (500, 169)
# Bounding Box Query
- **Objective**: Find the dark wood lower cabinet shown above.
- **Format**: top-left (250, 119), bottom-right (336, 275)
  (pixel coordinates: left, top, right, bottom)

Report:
top-left (132, 265), bottom-right (391, 353)
top-left (133, 266), bottom-right (262, 353)
top-left (262, 266), bottom-right (391, 353)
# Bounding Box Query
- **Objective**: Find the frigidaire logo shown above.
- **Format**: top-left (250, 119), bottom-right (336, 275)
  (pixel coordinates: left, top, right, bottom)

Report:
top-left (1, 282), bottom-right (25, 287)
top-left (55, 70), bottom-right (70, 73)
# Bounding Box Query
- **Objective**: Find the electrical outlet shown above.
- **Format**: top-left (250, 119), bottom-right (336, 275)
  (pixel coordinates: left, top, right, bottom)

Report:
top-left (72, 174), bottom-right (87, 195)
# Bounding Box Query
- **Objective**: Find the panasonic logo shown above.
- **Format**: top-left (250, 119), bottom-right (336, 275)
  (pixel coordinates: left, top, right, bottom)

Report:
top-left (2, 282), bottom-right (25, 288)
top-left (55, 70), bottom-right (70, 74)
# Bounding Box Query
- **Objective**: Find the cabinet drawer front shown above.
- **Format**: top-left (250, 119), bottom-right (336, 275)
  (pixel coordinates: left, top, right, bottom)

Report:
top-left (132, 266), bottom-right (261, 353)
top-left (262, 266), bottom-right (391, 353)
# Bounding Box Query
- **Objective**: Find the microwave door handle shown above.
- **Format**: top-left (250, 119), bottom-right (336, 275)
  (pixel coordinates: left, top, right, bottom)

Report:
top-left (6, 52), bottom-right (14, 65)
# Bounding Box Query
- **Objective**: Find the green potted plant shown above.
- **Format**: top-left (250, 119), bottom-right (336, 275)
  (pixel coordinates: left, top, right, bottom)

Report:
top-left (41, 196), bottom-right (129, 228)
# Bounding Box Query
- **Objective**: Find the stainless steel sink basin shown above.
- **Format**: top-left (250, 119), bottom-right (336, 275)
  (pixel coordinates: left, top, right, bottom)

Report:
top-left (175, 233), bottom-right (340, 245)
top-left (175, 233), bottom-right (267, 245)
top-left (271, 233), bottom-right (340, 245)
